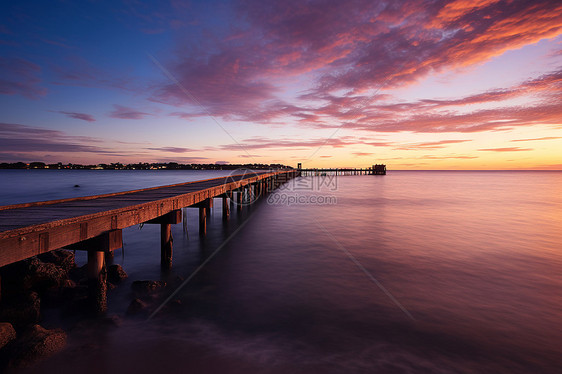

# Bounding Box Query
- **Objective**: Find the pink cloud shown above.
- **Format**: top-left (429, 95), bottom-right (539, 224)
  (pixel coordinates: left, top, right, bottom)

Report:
top-left (352, 152), bottom-right (374, 156)
top-left (510, 136), bottom-right (562, 142)
top-left (56, 111), bottom-right (96, 122)
top-left (393, 140), bottom-right (471, 150)
top-left (146, 147), bottom-right (196, 153)
top-left (216, 137), bottom-right (369, 151)
top-left (109, 105), bottom-right (152, 120)
top-left (478, 147), bottom-right (533, 152)
top-left (137, 0), bottom-right (562, 144)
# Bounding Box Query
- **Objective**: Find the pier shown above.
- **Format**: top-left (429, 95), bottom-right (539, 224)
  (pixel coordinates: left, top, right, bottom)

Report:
top-left (297, 164), bottom-right (386, 176)
top-left (0, 170), bottom-right (297, 312)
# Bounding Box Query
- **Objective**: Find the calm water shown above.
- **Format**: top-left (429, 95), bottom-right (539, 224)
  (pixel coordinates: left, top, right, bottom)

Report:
top-left (2, 170), bottom-right (561, 373)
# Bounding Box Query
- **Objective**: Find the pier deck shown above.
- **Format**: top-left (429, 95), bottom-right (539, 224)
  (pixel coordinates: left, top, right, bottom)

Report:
top-left (0, 170), bottom-right (296, 268)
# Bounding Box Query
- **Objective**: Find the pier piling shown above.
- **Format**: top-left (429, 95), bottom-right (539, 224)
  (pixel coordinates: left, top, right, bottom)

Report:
top-left (87, 250), bottom-right (107, 314)
top-left (160, 223), bottom-right (172, 270)
top-left (199, 206), bottom-right (206, 236)
top-left (222, 196), bottom-right (230, 220)
top-left (0, 170), bottom-right (299, 313)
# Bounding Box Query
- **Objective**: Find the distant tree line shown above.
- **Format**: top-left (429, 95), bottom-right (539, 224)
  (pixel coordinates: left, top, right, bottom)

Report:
top-left (0, 162), bottom-right (293, 170)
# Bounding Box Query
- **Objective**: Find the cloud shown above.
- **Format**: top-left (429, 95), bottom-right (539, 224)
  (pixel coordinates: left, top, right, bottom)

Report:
top-left (352, 152), bottom-right (374, 156)
top-left (393, 139), bottom-right (471, 150)
top-left (314, 100), bottom-right (562, 133)
top-left (55, 111), bottom-right (96, 122)
top-left (145, 147), bottom-right (196, 153)
top-left (510, 136), bottom-right (562, 142)
top-left (50, 55), bottom-right (140, 92)
top-left (156, 156), bottom-right (210, 163)
top-left (418, 154), bottom-right (479, 159)
top-left (302, 67), bottom-right (562, 133)
top-left (477, 147), bottom-right (533, 152)
top-left (0, 57), bottom-right (46, 98)
top-left (109, 105), bottom-right (152, 120)
top-left (169, 111), bottom-right (205, 120)
top-left (0, 122), bottom-right (116, 160)
top-left (148, 0), bottom-right (562, 133)
top-left (238, 154), bottom-right (262, 158)
top-left (215, 136), bottom-right (371, 152)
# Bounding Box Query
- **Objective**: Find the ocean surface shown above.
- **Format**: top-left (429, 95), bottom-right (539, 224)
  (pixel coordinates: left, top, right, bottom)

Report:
top-left (1, 170), bottom-right (561, 373)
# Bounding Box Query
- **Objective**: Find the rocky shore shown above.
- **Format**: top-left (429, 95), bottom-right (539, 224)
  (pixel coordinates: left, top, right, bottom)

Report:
top-left (0, 249), bottom-right (179, 370)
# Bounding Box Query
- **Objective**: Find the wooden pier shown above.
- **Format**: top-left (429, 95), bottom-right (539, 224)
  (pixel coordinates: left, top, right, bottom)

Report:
top-left (0, 170), bottom-right (297, 312)
top-left (298, 164), bottom-right (386, 176)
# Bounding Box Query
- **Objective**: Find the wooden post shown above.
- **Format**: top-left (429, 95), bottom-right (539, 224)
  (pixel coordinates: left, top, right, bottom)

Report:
top-left (222, 196), bottom-right (230, 220)
top-left (87, 250), bottom-right (107, 314)
top-left (161, 223), bottom-right (172, 270)
top-left (199, 206), bottom-right (206, 236)
top-left (206, 198), bottom-right (213, 217)
top-left (237, 188), bottom-right (243, 211)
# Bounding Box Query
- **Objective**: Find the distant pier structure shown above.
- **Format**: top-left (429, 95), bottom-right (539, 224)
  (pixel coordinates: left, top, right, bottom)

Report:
top-left (373, 164), bottom-right (386, 175)
top-left (297, 163), bottom-right (386, 176)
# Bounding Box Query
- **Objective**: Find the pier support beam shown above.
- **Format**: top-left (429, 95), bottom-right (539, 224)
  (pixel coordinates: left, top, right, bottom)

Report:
top-left (222, 196), bottom-right (230, 220)
top-left (87, 250), bottom-right (107, 314)
top-left (160, 223), bottom-right (172, 270)
top-left (237, 188), bottom-right (243, 211)
top-left (199, 206), bottom-right (206, 235)
top-left (67, 229), bottom-right (123, 314)
top-left (194, 199), bottom-right (212, 236)
top-left (146, 210), bottom-right (181, 270)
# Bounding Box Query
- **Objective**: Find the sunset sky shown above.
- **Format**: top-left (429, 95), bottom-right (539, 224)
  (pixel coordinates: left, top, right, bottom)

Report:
top-left (1, 0), bottom-right (561, 169)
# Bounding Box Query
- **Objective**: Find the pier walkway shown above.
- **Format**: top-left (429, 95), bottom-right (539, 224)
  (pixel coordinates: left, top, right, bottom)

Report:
top-left (0, 170), bottom-right (297, 311)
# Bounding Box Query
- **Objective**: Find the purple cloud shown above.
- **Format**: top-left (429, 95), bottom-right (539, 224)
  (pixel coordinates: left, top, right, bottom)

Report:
top-left (149, 0), bottom-right (561, 133)
top-left (109, 105), bottom-right (152, 120)
top-left (56, 111), bottom-right (96, 122)
top-left (146, 147), bottom-right (196, 153)
top-left (0, 122), bottom-right (115, 160)
top-left (0, 57), bottom-right (46, 99)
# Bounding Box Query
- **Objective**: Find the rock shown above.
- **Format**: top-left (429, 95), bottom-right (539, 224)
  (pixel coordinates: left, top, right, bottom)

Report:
top-left (131, 280), bottom-right (166, 296)
top-left (38, 250), bottom-right (75, 272)
top-left (126, 298), bottom-right (148, 315)
top-left (8, 324), bottom-right (66, 368)
top-left (0, 292), bottom-right (41, 330)
top-left (1, 257), bottom-right (66, 294)
top-left (107, 264), bottom-right (128, 284)
top-left (27, 260), bottom-right (67, 292)
top-left (0, 323), bottom-right (16, 349)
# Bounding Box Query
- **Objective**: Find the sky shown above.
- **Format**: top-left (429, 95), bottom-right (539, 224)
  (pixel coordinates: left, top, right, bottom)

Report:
top-left (1, 0), bottom-right (561, 169)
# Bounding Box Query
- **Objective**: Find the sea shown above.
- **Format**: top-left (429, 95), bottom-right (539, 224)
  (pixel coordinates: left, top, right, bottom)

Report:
top-left (1, 169), bottom-right (561, 373)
